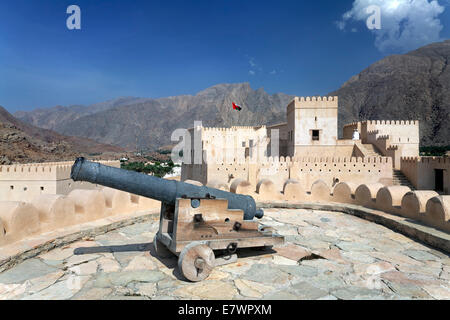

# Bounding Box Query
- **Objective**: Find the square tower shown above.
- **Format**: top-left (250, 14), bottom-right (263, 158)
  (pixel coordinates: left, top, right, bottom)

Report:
top-left (286, 96), bottom-right (338, 156)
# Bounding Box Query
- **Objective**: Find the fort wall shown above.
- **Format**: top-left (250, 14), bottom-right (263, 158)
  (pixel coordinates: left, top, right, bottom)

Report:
top-left (342, 122), bottom-right (361, 140)
top-left (0, 160), bottom-right (120, 202)
top-left (0, 186), bottom-right (161, 246)
top-left (401, 157), bottom-right (450, 193)
top-left (289, 97), bottom-right (339, 151)
top-left (267, 122), bottom-right (288, 157)
top-left (0, 174), bottom-right (447, 249)
top-left (344, 120), bottom-right (420, 169)
top-left (182, 156), bottom-right (393, 193)
top-left (176, 177), bottom-right (450, 234)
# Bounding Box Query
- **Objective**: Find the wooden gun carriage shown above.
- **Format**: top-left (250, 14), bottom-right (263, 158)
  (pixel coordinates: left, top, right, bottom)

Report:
top-left (71, 158), bottom-right (284, 281)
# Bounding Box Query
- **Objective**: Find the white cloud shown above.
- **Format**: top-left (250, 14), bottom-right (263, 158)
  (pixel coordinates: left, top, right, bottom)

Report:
top-left (246, 56), bottom-right (263, 75)
top-left (338, 0), bottom-right (446, 53)
top-left (269, 70), bottom-right (277, 75)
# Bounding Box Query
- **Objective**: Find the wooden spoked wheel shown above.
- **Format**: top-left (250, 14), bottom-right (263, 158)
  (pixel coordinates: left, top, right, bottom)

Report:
top-left (178, 242), bottom-right (215, 282)
top-left (153, 234), bottom-right (173, 258)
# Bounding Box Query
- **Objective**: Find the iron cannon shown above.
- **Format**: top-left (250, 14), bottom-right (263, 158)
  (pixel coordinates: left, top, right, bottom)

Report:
top-left (70, 158), bottom-right (283, 282)
top-left (70, 157), bottom-right (263, 220)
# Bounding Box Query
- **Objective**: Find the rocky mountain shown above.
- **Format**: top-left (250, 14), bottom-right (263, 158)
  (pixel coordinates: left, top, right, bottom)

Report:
top-left (15, 83), bottom-right (293, 151)
top-left (0, 106), bottom-right (123, 164)
top-left (13, 97), bottom-right (146, 130)
top-left (329, 40), bottom-right (450, 146)
top-left (14, 40), bottom-right (450, 149)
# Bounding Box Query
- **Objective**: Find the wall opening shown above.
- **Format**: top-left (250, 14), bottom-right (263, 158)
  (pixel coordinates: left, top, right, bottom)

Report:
top-left (312, 130), bottom-right (320, 141)
top-left (434, 169), bottom-right (444, 192)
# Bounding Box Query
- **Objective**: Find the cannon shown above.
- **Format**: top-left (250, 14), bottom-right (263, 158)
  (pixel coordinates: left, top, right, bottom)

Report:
top-left (71, 158), bottom-right (284, 281)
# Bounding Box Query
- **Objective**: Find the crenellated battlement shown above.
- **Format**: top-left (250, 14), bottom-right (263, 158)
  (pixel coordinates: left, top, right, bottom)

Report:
top-left (343, 122), bottom-right (359, 128)
top-left (203, 155), bottom-right (392, 166)
top-left (346, 120), bottom-right (419, 127)
top-left (296, 96), bottom-right (338, 102)
top-left (364, 120), bottom-right (419, 126)
top-left (401, 157), bottom-right (421, 163)
top-left (289, 96), bottom-right (338, 109)
top-left (0, 160), bottom-right (119, 180)
top-left (401, 156), bottom-right (450, 164)
top-left (199, 126), bottom-right (265, 133)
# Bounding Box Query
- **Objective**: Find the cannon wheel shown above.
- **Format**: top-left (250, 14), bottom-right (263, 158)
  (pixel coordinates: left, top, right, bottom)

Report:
top-left (153, 234), bottom-right (173, 258)
top-left (178, 242), bottom-right (215, 282)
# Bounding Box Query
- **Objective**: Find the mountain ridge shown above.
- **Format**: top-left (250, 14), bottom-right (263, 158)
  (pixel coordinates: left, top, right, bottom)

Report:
top-left (13, 40), bottom-right (450, 150)
top-left (328, 40), bottom-right (450, 146)
top-left (14, 83), bottom-right (294, 151)
top-left (0, 106), bottom-right (123, 164)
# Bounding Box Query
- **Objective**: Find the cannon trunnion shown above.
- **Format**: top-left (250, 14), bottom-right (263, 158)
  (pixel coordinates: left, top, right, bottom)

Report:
top-left (70, 158), bottom-right (284, 282)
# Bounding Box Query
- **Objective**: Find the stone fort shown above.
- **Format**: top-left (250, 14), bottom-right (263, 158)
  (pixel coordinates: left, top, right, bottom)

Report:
top-left (181, 96), bottom-right (448, 195)
top-left (0, 96), bottom-right (447, 271)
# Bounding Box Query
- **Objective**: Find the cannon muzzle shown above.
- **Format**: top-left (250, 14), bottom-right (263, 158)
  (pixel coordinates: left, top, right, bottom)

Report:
top-left (71, 158), bottom-right (263, 220)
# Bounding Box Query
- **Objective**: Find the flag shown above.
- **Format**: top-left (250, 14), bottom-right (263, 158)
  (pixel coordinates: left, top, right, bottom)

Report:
top-left (232, 102), bottom-right (242, 111)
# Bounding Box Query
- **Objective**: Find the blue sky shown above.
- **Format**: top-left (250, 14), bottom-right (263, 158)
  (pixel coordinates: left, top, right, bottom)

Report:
top-left (1, 0), bottom-right (449, 112)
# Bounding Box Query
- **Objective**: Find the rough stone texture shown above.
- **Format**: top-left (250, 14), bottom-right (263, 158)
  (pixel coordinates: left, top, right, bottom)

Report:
top-left (275, 244), bottom-right (311, 262)
top-left (0, 208), bottom-right (448, 300)
top-left (0, 259), bottom-right (57, 284)
top-left (173, 281), bottom-right (238, 300)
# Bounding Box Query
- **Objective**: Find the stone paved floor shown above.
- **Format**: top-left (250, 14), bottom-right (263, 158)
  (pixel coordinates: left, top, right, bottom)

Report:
top-left (0, 208), bottom-right (449, 300)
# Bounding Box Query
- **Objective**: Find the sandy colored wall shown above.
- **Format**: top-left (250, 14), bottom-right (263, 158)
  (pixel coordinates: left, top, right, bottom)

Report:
top-left (182, 177), bottom-right (449, 234)
top-left (289, 156), bottom-right (393, 192)
top-left (293, 145), bottom-right (355, 158)
top-left (346, 120), bottom-right (420, 169)
top-left (0, 160), bottom-right (120, 202)
top-left (342, 122), bottom-right (362, 140)
top-left (0, 175), bottom-right (448, 248)
top-left (366, 120), bottom-right (420, 146)
top-left (0, 185), bottom-right (161, 246)
top-left (401, 157), bottom-right (450, 194)
top-left (290, 97), bottom-right (338, 147)
top-left (183, 156), bottom-right (393, 193)
top-left (187, 126), bottom-right (269, 165)
top-left (267, 123), bottom-right (288, 157)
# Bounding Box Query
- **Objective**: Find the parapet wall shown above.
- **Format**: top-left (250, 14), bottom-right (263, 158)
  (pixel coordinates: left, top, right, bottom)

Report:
top-left (287, 96), bottom-right (338, 113)
top-left (401, 157), bottom-right (450, 193)
top-left (0, 160), bottom-right (121, 202)
top-left (199, 126), bottom-right (266, 133)
top-left (183, 156), bottom-right (393, 193)
top-left (342, 122), bottom-right (361, 139)
top-left (343, 120), bottom-right (420, 169)
top-left (0, 160), bottom-right (119, 181)
top-left (289, 156), bottom-right (392, 192)
top-left (0, 186), bottom-right (160, 246)
top-left (201, 177), bottom-right (449, 234)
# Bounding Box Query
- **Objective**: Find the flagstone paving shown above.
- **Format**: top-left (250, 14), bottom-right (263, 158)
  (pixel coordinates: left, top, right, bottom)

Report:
top-left (0, 208), bottom-right (449, 300)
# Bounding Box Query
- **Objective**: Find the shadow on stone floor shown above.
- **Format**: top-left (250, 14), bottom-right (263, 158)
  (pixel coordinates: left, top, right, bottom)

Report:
top-left (73, 242), bottom-right (277, 282)
top-left (73, 243), bottom-right (153, 255)
top-left (73, 241), bottom-right (184, 280)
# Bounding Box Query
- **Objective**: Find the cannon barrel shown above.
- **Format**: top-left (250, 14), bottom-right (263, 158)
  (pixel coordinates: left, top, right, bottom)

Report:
top-left (70, 158), bottom-right (263, 220)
